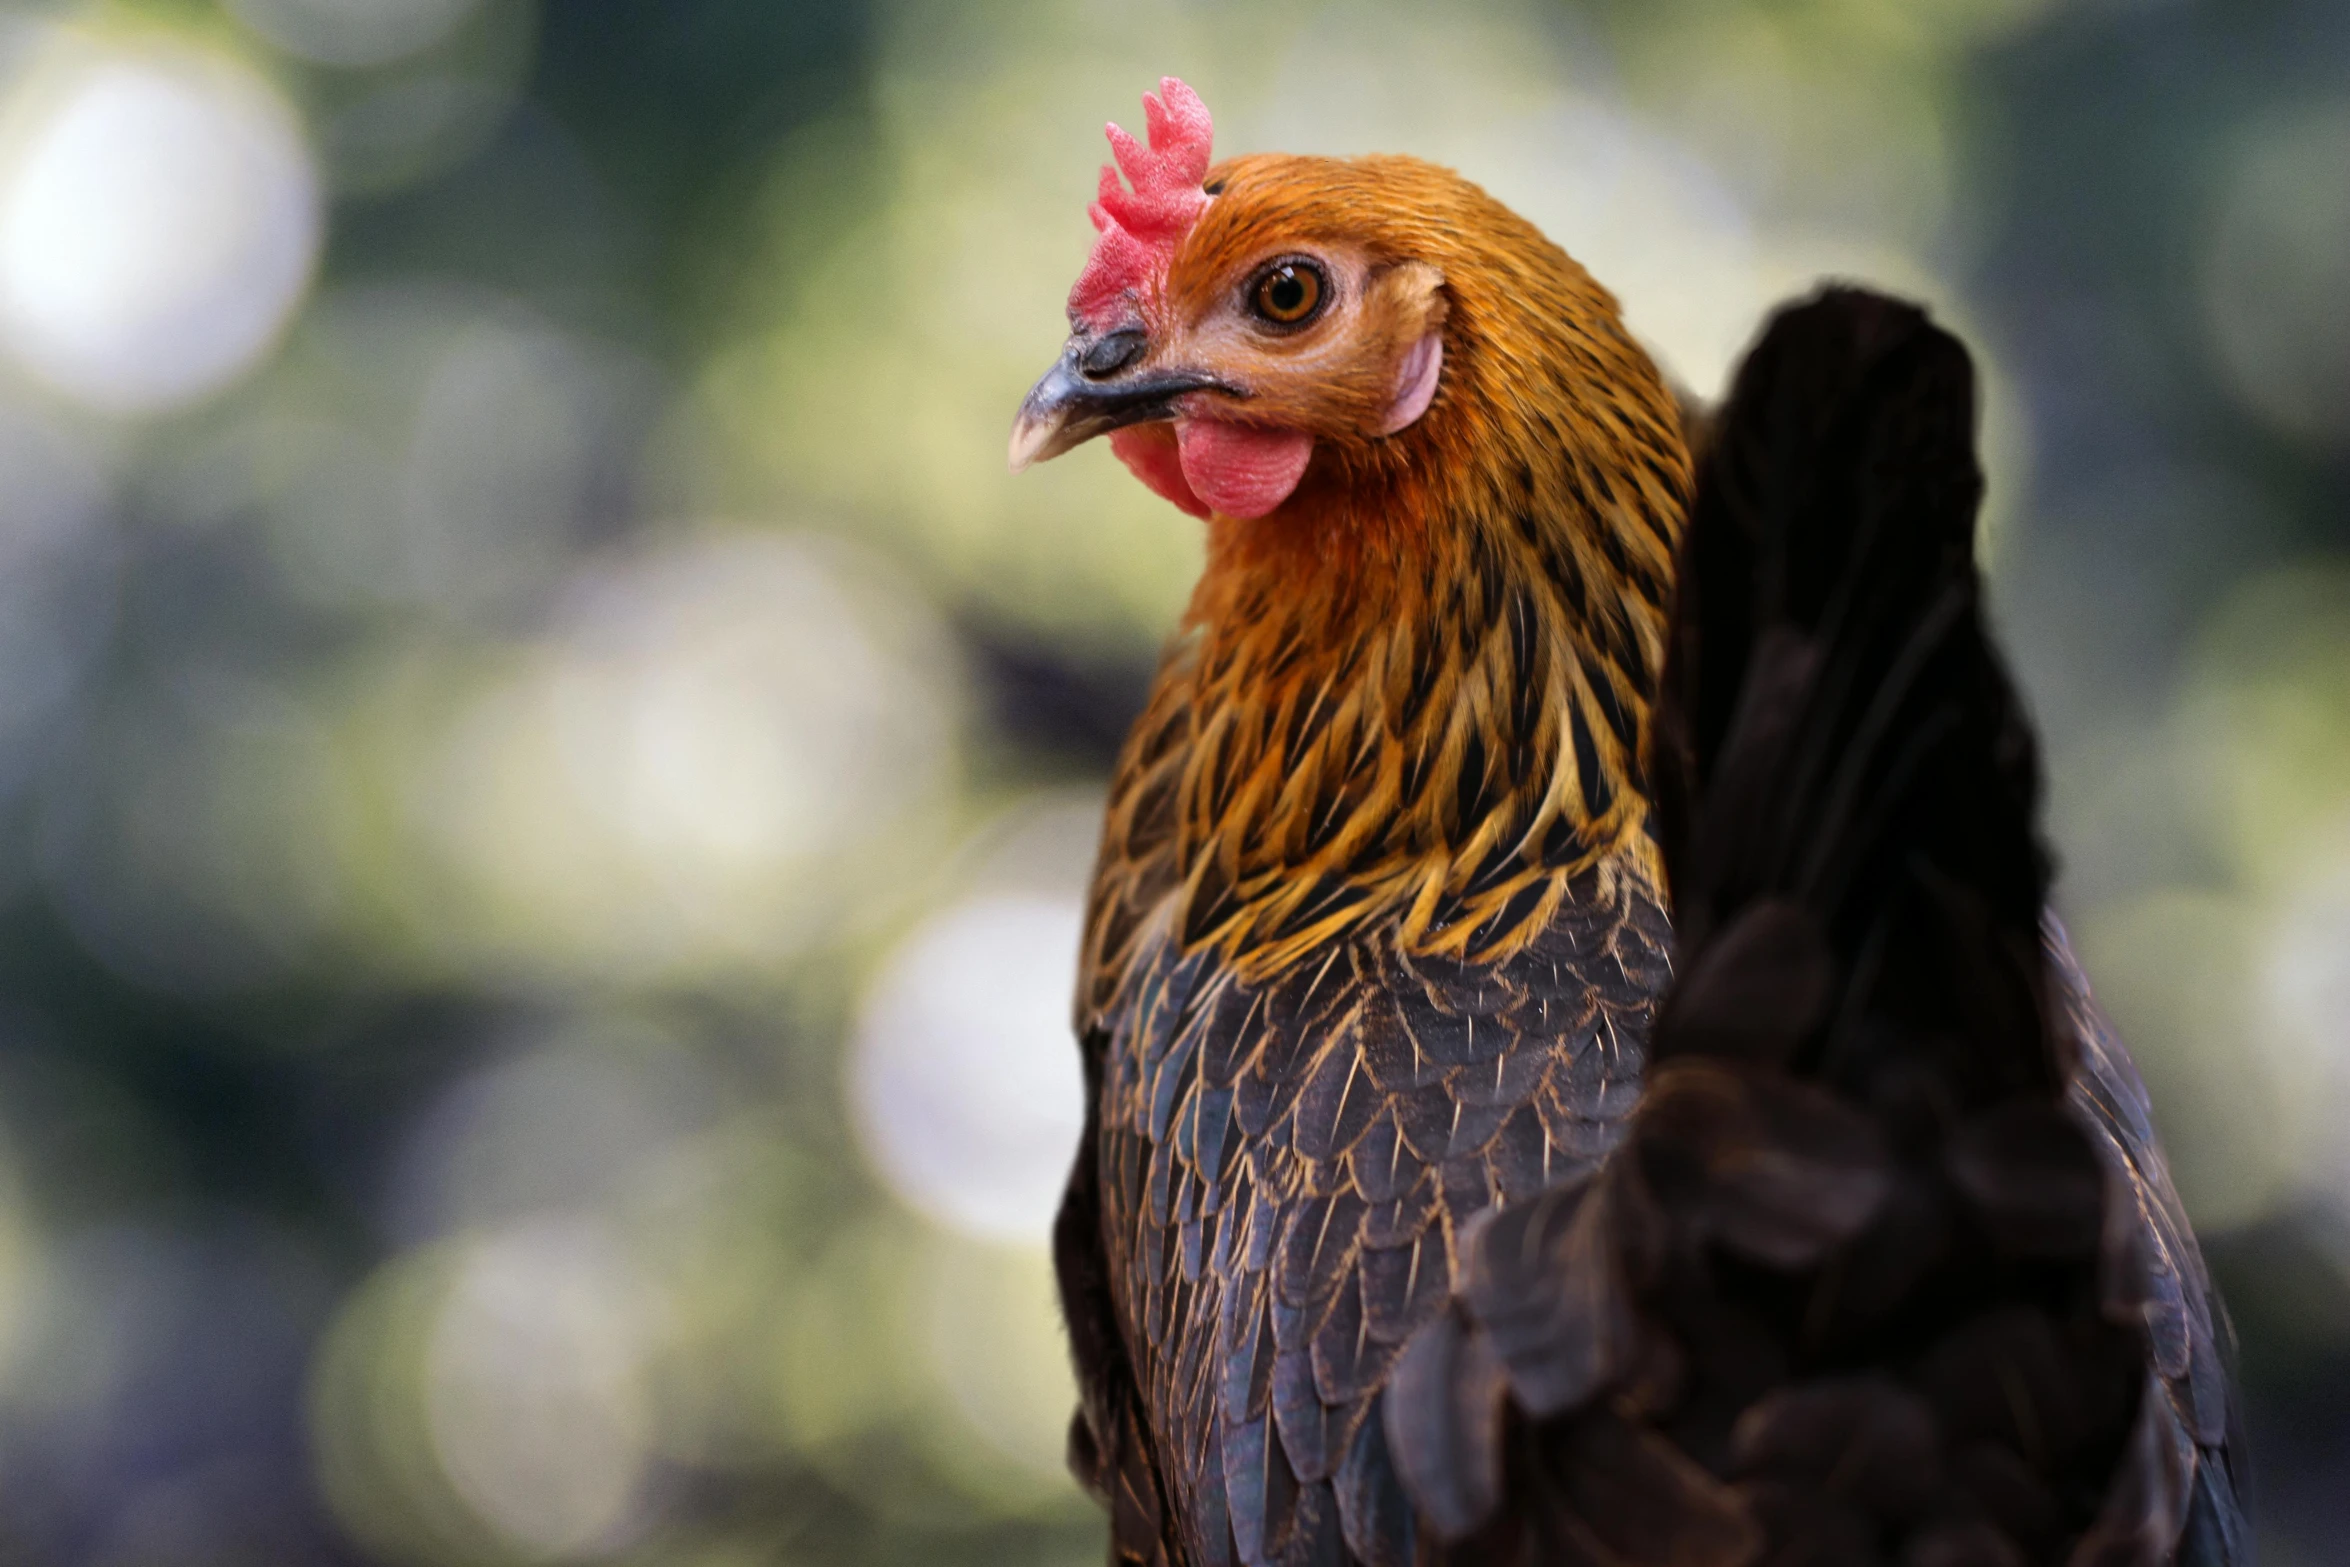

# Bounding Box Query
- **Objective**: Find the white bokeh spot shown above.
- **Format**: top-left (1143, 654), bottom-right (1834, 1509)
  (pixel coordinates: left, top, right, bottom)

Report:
top-left (0, 40), bottom-right (320, 414)
top-left (424, 1218), bottom-right (657, 1558)
top-left (852, 892), bottom-right (1088, 1244)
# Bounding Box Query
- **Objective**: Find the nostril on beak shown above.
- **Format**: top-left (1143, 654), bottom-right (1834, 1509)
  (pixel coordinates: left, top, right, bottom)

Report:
top-left (1081, 329), bottom-right (1149, 379)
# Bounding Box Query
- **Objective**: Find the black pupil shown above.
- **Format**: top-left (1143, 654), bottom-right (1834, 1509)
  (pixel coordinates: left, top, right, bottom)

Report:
top-left (1268, 270), bottom-right (1308, 315)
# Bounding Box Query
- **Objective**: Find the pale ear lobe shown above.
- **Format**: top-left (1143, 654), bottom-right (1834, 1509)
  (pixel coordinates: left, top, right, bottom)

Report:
top-left (1377, 262), bottom-right (1447, 436)
top-left (1381, 330), bottom-right (1444, 435)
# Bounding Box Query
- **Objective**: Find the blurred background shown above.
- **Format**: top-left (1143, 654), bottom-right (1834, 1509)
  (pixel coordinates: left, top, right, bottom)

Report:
top-left (0, 0), bottom-right (2336, 1562)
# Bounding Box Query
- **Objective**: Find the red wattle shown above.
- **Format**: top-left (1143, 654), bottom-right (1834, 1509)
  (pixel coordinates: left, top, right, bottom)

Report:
top-left (1108, 425), bottom-right (1209, 517)
top-left (1175, 420), bottom-right (1315, 519)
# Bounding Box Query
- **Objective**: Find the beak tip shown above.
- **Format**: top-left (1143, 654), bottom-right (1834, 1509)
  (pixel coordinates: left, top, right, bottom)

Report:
top-left (1007, 417), bottom-right (1047, 474)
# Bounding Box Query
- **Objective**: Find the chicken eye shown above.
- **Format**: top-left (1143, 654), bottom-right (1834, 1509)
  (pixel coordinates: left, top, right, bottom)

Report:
top-left (1252, 261), bottom-right (1326, 326)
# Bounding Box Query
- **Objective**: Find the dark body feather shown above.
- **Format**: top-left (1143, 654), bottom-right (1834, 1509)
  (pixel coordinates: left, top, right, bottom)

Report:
top-left (1053, 279), bottom-right (2246, 1564)
top-left (1067, 857), bottom-right (1669, 1567)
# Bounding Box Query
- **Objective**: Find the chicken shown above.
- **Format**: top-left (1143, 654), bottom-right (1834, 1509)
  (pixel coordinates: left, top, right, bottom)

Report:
top-left (1010, 79), bottom-right (2246, 1567)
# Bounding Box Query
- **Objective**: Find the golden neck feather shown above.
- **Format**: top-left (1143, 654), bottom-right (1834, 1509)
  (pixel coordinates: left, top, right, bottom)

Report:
top-left (1087, 187), bottom-right (1692, 991)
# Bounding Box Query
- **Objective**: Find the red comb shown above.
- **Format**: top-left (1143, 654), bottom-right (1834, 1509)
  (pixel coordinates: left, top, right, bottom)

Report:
top-left (1067, 77), bottom-right (1215, 331)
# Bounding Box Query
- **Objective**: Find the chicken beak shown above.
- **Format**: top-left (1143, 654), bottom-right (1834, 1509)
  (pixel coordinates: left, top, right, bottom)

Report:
top-left (1008, 329), bottom-right (1225, 472)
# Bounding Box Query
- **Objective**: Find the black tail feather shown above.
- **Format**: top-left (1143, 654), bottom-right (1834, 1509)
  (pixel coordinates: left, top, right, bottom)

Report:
top-left (1653, 290), bottom-right (2048, 1078)
top-left (1639, 286), bottom-right (2148, 1558)
top-left (1392, 288), bottom-right (2208, 1566)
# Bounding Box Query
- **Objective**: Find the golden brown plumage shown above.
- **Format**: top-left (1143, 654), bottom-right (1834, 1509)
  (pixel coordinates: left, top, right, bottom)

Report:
top-left (1080, 149), bottom-right (1688, 995)
top-left (1018, 80), bottom-right (2243, 1567)
top-left (1027, 102), bottom-right (1703, 1566)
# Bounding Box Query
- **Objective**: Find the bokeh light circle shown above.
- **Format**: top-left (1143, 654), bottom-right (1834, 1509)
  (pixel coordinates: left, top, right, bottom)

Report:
top-left (310, 1219), bottom-right (661, 1566)
top-left (852, 891), bottom-right (1087, 1244)
top-left (0, 40), bottom-right (321, 414)
top-left (424, 1219), bottom-right (657, 1558)
top-left (416, 529), bottom-right (964, 980)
